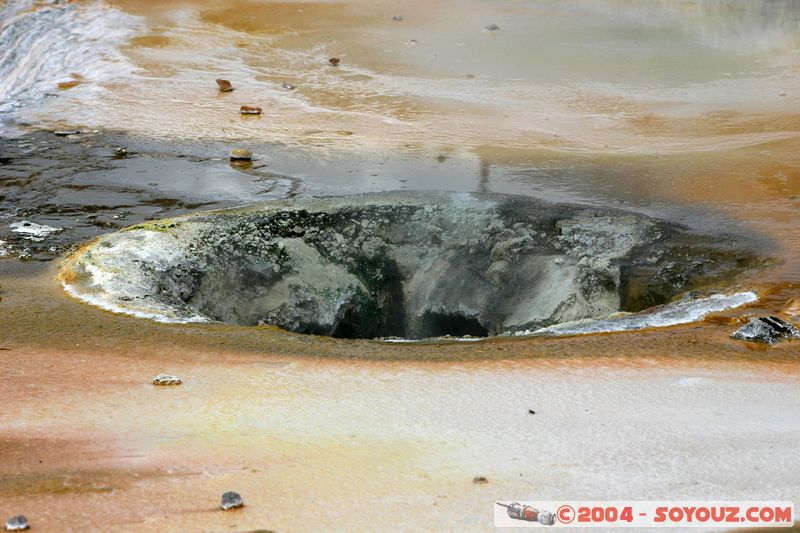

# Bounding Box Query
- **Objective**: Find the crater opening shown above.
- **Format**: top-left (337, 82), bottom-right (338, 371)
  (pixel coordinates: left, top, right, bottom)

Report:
top-left (418, 312), bottom-right (490, 339)
top-left (61, 192), bottom-right (763, 340)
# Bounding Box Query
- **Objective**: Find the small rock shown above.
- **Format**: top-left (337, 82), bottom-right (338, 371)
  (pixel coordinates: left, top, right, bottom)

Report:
top-left (730, 316), bottom-right (799, 344)
top-left (221, 491), bottom-right (244, 510)
top-left (281, 82), bottom-right (296, 90)
top-left (10, 221), bottom-right (62, 241)
top-left (405, 39), bottom-right (417, 47)
top-left (114, 147), bottom-right (127, 158)
top-left (5, 516), bottom-right (29, 531)
top-left (392, 15), bottom-right (403, 21)
top-left (240, 105), bottom-right (262, 115)
top-left (779, 91), bottom-right (786, 97)
top-left (152, 374), bottom-right (182, 386)
top-left (230, 148), bottom-right (253, 161)
top-left (216, 79), bottom-right (234, 92)
top-left (483, 23), bottom-right (500, 32)
top-left (528, 409), bottom-right (535, 414)
top-left (54, 130), bottom-right (80, 136)
top-left (472, 476), bottom-right (488, 484)
top-left (328, 57), bottom-right (340, 66)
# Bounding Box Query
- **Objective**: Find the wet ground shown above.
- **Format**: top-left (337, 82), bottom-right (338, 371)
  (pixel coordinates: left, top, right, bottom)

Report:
top-left (0, 129), bottom-right (301, 260)
top-left (1, 122), bottom-right (799, 532)
top-left (0, 125), bottom-right (799, 531)
top-left (1, 260), bottom-right (800, 532)
top-left (2, 0), bottom-right (800, 530)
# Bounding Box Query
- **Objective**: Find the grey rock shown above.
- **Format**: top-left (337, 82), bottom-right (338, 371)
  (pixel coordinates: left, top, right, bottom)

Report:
top-left (5, 516), bottom-right (29, 531)
top-left (63, 192), bottom-right (763, 340)
top-left (483, 23), bottom-right (500, 31)
top-left (221, 491), bottom-right (244, 510)
top-left (10, 221), bottom-right (62, 242)
top-left (152, 374), bottom-right (182, 386)
top-left (730, 316), bottom-right (800, 344)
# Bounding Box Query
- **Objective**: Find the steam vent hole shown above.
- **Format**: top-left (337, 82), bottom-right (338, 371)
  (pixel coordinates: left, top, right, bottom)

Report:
top-left (63, 193), bottom-right (759, 340)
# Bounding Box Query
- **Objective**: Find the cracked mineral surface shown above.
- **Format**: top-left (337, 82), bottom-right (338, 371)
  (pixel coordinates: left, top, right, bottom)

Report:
top-left (61, 192), bottom-right (763, 339)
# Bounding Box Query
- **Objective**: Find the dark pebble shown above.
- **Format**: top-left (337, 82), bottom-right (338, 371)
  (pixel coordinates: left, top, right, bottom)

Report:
top-left (216, 79), bottom-right (234, 92)
top-left (730, 315), bottom-right (800, 344)
top-left (221, 491), bottom-right (244, 510)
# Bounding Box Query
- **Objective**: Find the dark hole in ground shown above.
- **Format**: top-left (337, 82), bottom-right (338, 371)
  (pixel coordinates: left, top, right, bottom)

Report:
top-left (416, 311), bottom-right (490, 339)
top-left (329, 258), bottom-right (409, 339)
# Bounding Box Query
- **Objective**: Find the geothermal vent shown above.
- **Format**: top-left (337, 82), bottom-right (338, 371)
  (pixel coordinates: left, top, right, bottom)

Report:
top-left (61, 192), bottom-right (760, 339)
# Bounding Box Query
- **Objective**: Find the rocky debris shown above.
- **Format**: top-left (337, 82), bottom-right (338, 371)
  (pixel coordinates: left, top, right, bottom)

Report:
top-left (230, 148), bottom-right (253, 161)
top-left (216, 79), bottom-right (234, 92)
top-left (730, 316), bottom-right (799, 344)
top-left (240, 106), bottom-right (262, 115)
top-left (281, 82), bottom-right (295, 90)
top-left (328, 57), bottom-right (340, 66)
top-left (5, 516), bottom-right (29, 531)
top-left (392, 15), bottom-right (403, 21)
top-left (221, 491), bottom-right (244, 510)
top-left (62, 192), bottom-right (764, 339)
top-left (405, 39), bottom-right (418, 47)
top-left (54, 129), bottom-right (80, 136)
top-left (528, 409), bottom-right (536, 415)
top-left (10, 221), bottom-right (62, 242)
top-left (152, 374), bottom-right (182, 386)
top-left (472, 476), bottom-right (489, 484)
top-left (113, 147), bottom-right (128, 159)
top-left (483, 23), bottom-right (500, 32)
